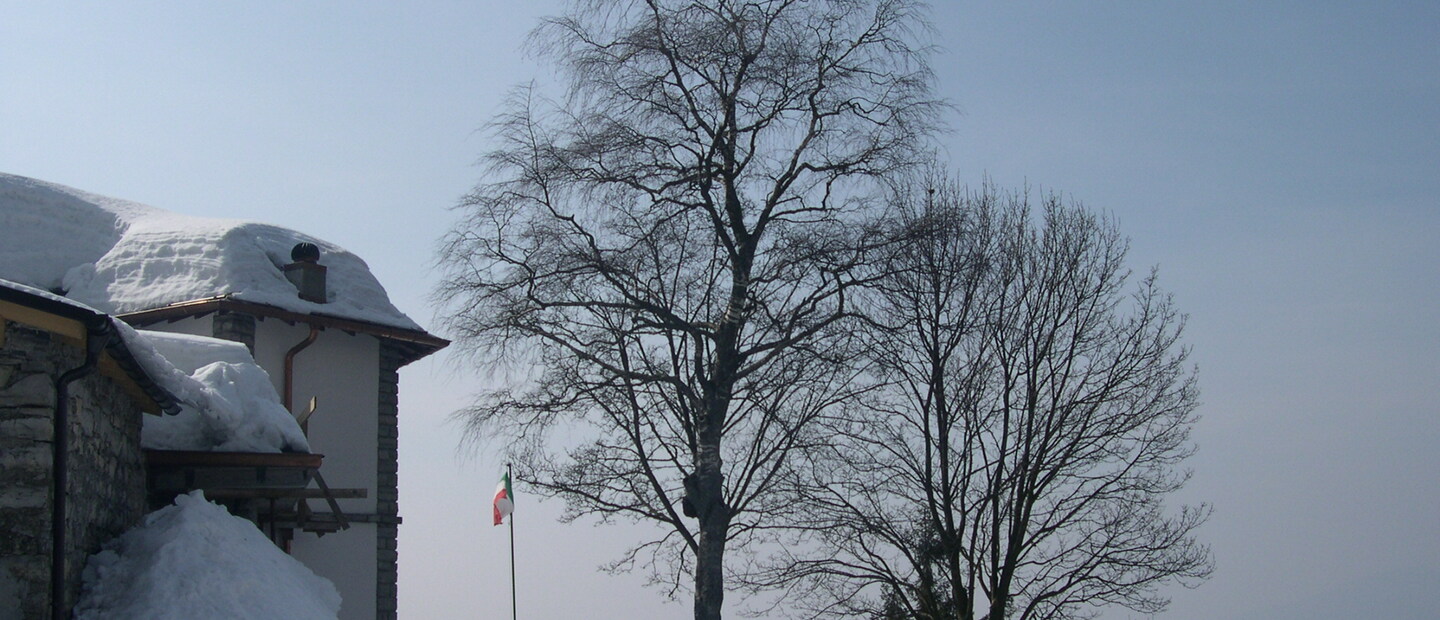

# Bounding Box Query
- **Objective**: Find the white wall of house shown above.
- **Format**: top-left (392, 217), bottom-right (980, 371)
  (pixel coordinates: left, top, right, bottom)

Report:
top-left (292, 522), bottom-right (379, 619)
top-left (254, 320), bottom-right (380, 513)
top-left (145, 315), bottom-right (385, 620)
top-left (258, 319), bottom-right (381, 620)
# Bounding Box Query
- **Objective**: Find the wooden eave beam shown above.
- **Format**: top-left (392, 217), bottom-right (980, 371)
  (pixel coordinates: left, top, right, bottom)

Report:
top-left (97, 354), bottom-right (165, 415)
top-left (202, 487), bottom-right (368, 500)
top-left (117, 297), bottom-right (449, 365)
top-left (0, 298), bottom-right (86, 343)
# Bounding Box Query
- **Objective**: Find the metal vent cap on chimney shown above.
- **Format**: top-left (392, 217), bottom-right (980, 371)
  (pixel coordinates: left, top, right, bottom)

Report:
top-left (283, 242), bottom-right (328, 303)
top-left (291, 242), bottom-right (321, 263)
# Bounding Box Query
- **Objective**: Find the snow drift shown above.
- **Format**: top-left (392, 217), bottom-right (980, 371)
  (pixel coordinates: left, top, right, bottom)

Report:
top-left (74, 491), bottom-right (341, 620)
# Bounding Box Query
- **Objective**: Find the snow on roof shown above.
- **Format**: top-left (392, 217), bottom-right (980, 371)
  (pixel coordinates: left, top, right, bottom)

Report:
top-left (0, 277), bottom-right (307, 452)
top-left (0, 275), bottom-right (107, 316)
top-left (127, 328), bottom-right (310, 453)
top-left (0, 172), bottom-right (421, 331)
top-left (74, 491), bottom-right (342, 620)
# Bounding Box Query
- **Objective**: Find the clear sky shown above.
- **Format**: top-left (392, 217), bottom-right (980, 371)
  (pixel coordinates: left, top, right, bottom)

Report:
top-left (3, 2), bottom-right (1437, 618)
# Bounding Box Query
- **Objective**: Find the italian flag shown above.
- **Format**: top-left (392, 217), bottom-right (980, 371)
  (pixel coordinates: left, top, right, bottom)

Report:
top-left (493, 472), bottom-right (514, 526)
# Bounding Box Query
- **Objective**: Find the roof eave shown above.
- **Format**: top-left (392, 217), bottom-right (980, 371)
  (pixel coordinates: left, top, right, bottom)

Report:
top-left (0, 283), bottom-right (183, 415)
top-left (118, 297), bottom-right (449, 366)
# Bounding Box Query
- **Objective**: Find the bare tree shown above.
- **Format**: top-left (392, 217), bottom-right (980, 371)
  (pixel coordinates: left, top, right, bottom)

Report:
top-left (435, 1), bottom-right (939, 617)
top-left (761, 178), bottom-right (1211, 619)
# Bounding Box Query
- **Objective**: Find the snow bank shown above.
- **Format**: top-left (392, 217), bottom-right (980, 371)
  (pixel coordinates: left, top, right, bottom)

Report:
top-left (0, 172), bottom-right (420, 330)
top-left (120, 328), bottom-right (310, 453)
top-left (74, 491), bottom-right (341, 620)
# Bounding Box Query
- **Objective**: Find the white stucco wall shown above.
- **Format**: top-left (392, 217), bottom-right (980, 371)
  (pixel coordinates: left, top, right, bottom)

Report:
top-left (253, 320), bottom-right (379, 513)
top-left (256, 319), bottom-right (381, 620)
top-left (143, 314), bottom-right (385, 620)
top-left (293, 522), bottom-right (379, 620)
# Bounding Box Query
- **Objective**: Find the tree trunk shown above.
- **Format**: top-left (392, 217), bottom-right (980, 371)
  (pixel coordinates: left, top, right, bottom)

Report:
top-left (693, 429), bottom-right (729, 619)
top-left (693, 366), bottom-right (732, 619)
top-left (694, 497), bottom-right (729, 620)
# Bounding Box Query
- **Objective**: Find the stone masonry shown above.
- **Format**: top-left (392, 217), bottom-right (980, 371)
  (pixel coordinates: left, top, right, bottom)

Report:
top-left (375, 342), bottom-right (404, 620)
top-left (212, 311), bottom-right (257, 355)
top-left (0, 321), bottom-right (146, 619)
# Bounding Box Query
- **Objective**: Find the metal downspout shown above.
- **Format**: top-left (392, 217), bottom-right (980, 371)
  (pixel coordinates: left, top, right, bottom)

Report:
top-left (281, 325), bottom-right (350, 532)
top-left (51, 318), bottom-right (112, 620)
top-left (283, 325), bottom-right (320, 417)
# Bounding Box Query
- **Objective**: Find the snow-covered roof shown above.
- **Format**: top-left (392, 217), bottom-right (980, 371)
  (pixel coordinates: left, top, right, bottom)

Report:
top-left (126, 328), bottom-right (310, 453)
top-left (0, 276), bottom-right (103, 314)
top-left (0, 172), bottom-right (421, 331)
top-left (0, 277), bottom-right (181, 415)
top-left (1, 277), bottom-right (308, 453)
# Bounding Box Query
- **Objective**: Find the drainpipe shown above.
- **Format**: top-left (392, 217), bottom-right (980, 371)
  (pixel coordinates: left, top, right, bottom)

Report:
top-left (284, 326), bottom-right (320, 417)
top-left (51, 317), bottom-right (112, 620)
top-left (282, 242), bottom-right (325, 420)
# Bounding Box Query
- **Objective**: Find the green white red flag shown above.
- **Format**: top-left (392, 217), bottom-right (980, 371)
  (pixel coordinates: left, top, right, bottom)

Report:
top-left (493, 472), bottom-right (514, 526)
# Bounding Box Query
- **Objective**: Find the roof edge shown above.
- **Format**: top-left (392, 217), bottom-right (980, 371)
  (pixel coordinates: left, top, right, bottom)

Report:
top-left (0, 282), bottom-right (183, 415)
top-left (118, 297), bottom-right (449, 366)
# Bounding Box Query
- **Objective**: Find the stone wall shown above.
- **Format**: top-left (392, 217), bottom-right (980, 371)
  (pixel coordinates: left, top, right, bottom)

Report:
top-left (212, 311), bottom-right (256, 355)
top-left (375, 342), bottom-right (404, 620)
top-left (0, 321), bottom-right (147, 619)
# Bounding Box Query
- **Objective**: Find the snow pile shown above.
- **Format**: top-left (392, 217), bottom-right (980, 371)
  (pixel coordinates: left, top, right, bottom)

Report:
top-left (0, 172), bottom-right (419, 330)
top-left (74, 491), bottom-right (341, 620)
top-left (117, 327), bottom-right (310, 453)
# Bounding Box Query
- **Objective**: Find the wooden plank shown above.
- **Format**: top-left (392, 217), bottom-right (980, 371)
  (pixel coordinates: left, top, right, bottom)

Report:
top-left (0, 299), bottom-right (86, 341)
top-left (97, 354), bottom-right (165, 415)
top-left (269, 515), bottom-right (347, 534)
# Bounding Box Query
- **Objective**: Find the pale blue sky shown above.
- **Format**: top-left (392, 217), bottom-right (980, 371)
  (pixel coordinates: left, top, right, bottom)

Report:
top-left (3, 2), bottom-right (1437, 618)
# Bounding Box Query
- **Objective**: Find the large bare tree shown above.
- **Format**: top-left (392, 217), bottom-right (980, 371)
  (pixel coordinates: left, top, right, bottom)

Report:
top-left (760, 178), bottom-right (1211, 619)
top-left (435, 1), bottom-right (938, 617)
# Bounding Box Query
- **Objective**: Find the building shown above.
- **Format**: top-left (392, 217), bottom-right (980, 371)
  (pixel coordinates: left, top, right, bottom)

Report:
top-left (121, 282), bottom-right (445, 619)
top-left (0, 173), bottom-right (446, 619)
top-left (0, 281), bottom-right (173, 619)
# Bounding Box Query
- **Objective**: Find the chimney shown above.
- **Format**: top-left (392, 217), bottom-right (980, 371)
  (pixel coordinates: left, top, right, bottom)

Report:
top-left (283, 242), bottom-right (327, 303)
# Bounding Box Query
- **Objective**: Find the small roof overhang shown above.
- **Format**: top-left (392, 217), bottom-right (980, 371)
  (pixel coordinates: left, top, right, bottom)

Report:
top-left (0, 281), bottom-right (181, 415)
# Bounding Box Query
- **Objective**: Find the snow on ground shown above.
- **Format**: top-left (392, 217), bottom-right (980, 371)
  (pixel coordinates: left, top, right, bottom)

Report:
top-left (0, 171), bottom-right (420, 330)
top-left (129, 329), bottom-right (310, 453)
top-left (73, 491), bottom-right (341, 620)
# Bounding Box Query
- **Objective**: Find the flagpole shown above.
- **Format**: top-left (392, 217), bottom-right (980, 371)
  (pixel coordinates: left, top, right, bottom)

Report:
top-left (515, 460), bottom-right (521, 620)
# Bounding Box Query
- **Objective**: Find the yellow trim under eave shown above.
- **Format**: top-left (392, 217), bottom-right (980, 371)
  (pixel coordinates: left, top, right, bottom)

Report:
top-left (97, 354), bottom-right (165, 415)
top-left (0, 299), bottom-right (87, 344)
top-left (0, 299), bottom-right (164, 415)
